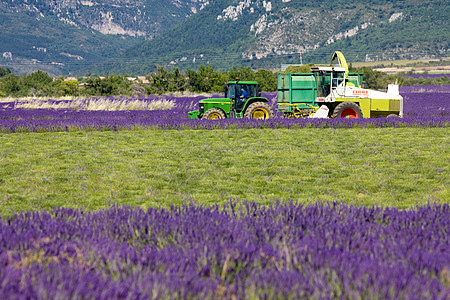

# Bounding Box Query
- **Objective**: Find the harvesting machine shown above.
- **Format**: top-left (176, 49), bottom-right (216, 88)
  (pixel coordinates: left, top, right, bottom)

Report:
top-left (188, 51), bottom-right (403, 119)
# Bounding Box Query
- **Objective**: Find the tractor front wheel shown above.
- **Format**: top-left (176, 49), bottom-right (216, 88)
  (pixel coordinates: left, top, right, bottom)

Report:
top-left (202, 108), bottom-right (226, 120)
top-left (244, 102), bottom-right (274, 119)
top-left (332, 102), bottom-right (363, 118)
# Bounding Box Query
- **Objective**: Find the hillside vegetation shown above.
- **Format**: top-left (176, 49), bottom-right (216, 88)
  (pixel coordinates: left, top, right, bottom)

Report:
top-left (0, 0), bottom-right (209, 75)
top-left (103, 0), bottom-right (449, 74)
top-left (0, 0), bottom-right (448, 75)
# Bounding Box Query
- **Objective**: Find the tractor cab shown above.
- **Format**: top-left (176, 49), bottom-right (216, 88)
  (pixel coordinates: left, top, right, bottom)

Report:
top-left (188, 80), bottom-right (273, 120)
top-left (226, 81), bottom-right (260, 113)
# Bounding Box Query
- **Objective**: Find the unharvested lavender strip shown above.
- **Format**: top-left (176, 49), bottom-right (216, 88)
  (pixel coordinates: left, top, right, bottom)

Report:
top-left (402, 92), bottom-right (449, 116)
top-left (401, 74), bottom-right (450, 79)
top-left (0, 91), bottom-right (448, 132)
top-left (0, 114), bottom-right (449, 133)
top-left (0, 202), bottom-right (448, 299)
top-left (399, 85), bottom-right (450, 93)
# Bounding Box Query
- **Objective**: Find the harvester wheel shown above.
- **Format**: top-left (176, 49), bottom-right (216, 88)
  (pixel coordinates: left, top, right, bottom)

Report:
top-left (202, 108), bottom-right (226, 120)
top-left (332, 102), bottom-right (363, 118)
top-left (244, 102), bottom-right (274, 119)
top-left (386, 114), bottom-right (399, 118)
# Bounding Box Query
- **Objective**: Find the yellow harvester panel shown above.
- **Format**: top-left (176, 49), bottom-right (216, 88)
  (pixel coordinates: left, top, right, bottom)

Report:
top-left (389, 100), bottom-right (401, 111)
top-left (371, 99), bottom-right (390, 111)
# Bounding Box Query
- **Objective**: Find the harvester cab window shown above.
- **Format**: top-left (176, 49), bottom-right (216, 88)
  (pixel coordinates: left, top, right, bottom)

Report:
top-left (330, 69), bottom-right (346, 88)
top-left (312, 66), bottom-right (347, 97)
top-left (332, 78), bottom-right (338, 88)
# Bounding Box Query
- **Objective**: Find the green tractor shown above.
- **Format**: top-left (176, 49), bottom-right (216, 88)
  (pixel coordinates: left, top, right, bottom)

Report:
top-left (188, 80), bottom-right (274, 119)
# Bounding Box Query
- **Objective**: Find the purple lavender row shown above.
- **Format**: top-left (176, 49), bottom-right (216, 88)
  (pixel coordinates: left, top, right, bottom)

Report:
top-left (0, 90), bottom-right (448, 132)
top-left (0, 201), bottom-right (448, 299)
top-left (4, 90), bottom-right (447, 118)
top-left (399, 85), bottom-right (450, 93)
top-left (401, 73), bottom-right (450, 79)
top-left (402, 92), bottom-right (449, 117)
top-left (1, 114), bottom-right (448, 133)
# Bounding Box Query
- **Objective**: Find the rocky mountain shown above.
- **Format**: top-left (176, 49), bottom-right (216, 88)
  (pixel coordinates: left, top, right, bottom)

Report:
top-left (1, 0), bottom-right (448, 75)
top-left (113, 0), bottom-right (449, 74)
top-left (2, 0), bottom-right (211, 38)
top-left (0, 0), bottom-right (210, 75)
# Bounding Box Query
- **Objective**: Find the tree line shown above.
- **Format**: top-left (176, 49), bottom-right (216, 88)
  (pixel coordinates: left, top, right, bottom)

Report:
top-left (0, 65), bottom-right (277, 97)
top-left (0, 65), bottom-right (448, 98)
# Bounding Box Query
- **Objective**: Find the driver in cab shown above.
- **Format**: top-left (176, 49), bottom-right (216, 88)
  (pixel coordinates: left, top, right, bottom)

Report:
top-left (240, 88), bottom-right (248, 101)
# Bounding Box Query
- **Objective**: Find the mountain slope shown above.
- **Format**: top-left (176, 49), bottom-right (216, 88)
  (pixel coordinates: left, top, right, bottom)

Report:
top-left (1, 0), bottom-right (448, 76)
top-left (0, 0), bottom-right (211, 75)
top-left (103, 0), bottom-right (449, 74)
top-left (0, 9), bottom-right (137, 76)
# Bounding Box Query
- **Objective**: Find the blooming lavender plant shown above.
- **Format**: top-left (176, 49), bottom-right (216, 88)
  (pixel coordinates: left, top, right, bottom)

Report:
top-left (399, 85), bottom-right (450, 93)
top-left (0, 201), bottom-right (448, 299)
top-left (401, 73), bottom-right (450, 79)
top-left (402, 93), bottom-right (448, 117)
top-left (0, 89), bottom-right (448, 133)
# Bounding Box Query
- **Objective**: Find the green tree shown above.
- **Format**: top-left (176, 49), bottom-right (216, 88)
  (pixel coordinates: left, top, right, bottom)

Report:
top-left (22, 70), bottom-right (55, 96)
top-left (227, 66), bottom-right (255, 81)
top-left (145, 66), bottom-right (189, 94)
top-left (84, 75), bottom-right (133, 96)
top-left (1, 74), bottom-right (23, 96)
top-left (187, 65), bottom-right (226, 93)
top-left (172, 68), bottom-right (188, 92)
top-left (55, 78), bottom-right (80, 96)
top-left (254, 69), bottom-right (277, 92)
top-left (146, 66), bottom-right (172, 94)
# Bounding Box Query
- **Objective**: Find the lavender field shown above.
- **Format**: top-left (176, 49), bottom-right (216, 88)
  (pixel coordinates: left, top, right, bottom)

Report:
top-left (0, 87), bottom-right (449, 132)
top-left (0, 87), bottom-right (449, 299)
top-left (1, 202), bottom-right (449, 299)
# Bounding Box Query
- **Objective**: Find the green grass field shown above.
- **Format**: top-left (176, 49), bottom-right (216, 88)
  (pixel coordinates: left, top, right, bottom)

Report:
top-left (0, 128), bottom-right (448, 216)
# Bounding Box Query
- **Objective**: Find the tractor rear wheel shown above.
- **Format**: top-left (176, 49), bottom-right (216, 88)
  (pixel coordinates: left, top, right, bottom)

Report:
top-left (202, 108), bottom-right (226, 120)
top-left (332, 102), bottom-right (363, 118)
top-left (244, 102), bottom-right (274, 119)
